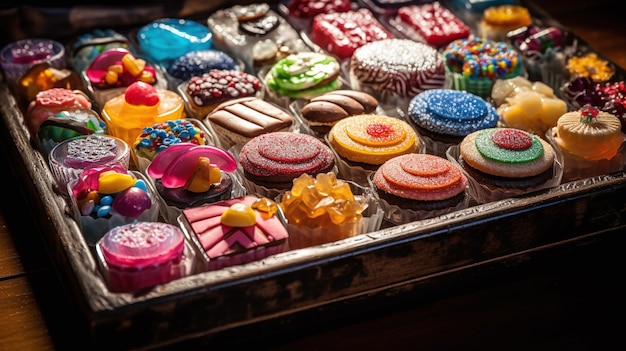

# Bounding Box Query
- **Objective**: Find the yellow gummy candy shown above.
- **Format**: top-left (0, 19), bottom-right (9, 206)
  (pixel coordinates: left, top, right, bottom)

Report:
top-left (221, 203), bottom-right (257, 227)
top-left (185, 157), bottom-right (221, 193)
top-left (122, 54), bottom-right (146, 77)
top-left (104, 71), bottom-right (119, 85)
top-left (139, 71), bottom-right (156, 84)
top-left (98, 171), bottom-right (135, 194)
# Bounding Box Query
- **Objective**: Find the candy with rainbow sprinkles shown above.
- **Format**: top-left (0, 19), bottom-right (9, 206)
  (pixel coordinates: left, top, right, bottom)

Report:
top-left (445, 37), bottom-right (521, 79)
top-left (443, 36), bottom-right (522, 97)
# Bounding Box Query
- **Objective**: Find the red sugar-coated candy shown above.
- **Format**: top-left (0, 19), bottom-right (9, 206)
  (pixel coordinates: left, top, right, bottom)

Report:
top-left (125, 81), bottom-right (159, 106)
top-left (366, 123), bottom-right (394, 138)
top-left (491, 129), bottom-right (532, 150)
top-left (397, 2), bottom-right (470, 47)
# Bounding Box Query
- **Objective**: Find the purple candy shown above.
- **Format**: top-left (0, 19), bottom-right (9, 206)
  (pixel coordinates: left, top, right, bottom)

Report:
top-left (112, 187), bottom-right (152, 218)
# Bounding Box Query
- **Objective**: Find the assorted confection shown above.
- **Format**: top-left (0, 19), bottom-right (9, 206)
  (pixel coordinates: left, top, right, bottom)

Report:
top-left (4, 0), bottom-right (626, 293)
top-left (308, 8), bottom-right (393, 60)
top-left (442, 36), bottom-right (523, 98)
top-left (394, 2), bottom-right (470, 47)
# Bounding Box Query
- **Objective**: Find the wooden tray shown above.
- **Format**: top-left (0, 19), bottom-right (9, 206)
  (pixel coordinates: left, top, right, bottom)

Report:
top-left (2, 1), bottom-right (625, 349)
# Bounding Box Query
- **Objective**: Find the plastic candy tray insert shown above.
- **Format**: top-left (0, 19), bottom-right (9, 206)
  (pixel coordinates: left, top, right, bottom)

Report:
top-left (1, 1), bottom-right (626, 349)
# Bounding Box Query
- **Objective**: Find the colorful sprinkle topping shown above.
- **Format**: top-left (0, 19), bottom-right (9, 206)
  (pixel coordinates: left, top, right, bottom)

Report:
top-left (443, 37), bottom-right (521, 80)
top-left (134, 119), bottom-right (207, 159)
top-left (475, 128), bottom-right (543, 163)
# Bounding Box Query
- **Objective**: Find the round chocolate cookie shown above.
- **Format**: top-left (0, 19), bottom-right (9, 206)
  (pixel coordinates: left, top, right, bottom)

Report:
top-left (301, 90), bottom-right (379, 133)
top-left (155, 172), bottom-right (234, 208)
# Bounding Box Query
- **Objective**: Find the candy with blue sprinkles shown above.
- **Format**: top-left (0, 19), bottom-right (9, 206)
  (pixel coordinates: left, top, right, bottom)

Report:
top-left (133, 119), bottom-right (208, 161)
top-left (408, 89), bottom-right (499, 137)
top-left (168, 50), bottom-right (238, 81)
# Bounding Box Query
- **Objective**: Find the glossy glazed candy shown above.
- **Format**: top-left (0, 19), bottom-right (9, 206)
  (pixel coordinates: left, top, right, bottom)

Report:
top-left (309, 8), bottom-right (393, 60)
top-left (0, 38), bottom-right (66, 87)
top-left (70, 28), bottom-right (130, 73)
top-left (395, 2), bottom-right (470, 47)
top-left (25, 87), bottom-right (92, 140)
top-left (48, 134), bottom-right (131, 195)
top-left (137, 18), bottom-right (214, 69)
top-left (84, 48), bottom-right (165, 108)
top-left (278, 172), bottom-right (382, 250)
top-left (14, 61), bottom-right (84, 112)
top-left (101, 81), bottom-right (185, 148)
top-left (96, 221), bottom-right (195, 292)
top-left (180, 195), bottom-right (289, 271)
top-left (69, 164), bottom-right (159, 245)
top-left (147, 143), bottom-right (241, 223)
top-left (36, 107), bottom-right (107, 160)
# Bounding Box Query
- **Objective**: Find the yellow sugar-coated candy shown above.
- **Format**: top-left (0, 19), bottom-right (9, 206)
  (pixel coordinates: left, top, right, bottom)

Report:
top-left (122, 53), bottom-right (146, 77)
top-left (185, 157), bottom-right (221, 193)
top-left (221, 203), bottom-right (257, 227)
top-left (567, 53), bottom-right (614, 82)
top-left (251, 197), bottom-right (278, 217)
top-left (98, 171), bottom-right (135, 194)
top-left (329, 115), bottom-right (418, 165)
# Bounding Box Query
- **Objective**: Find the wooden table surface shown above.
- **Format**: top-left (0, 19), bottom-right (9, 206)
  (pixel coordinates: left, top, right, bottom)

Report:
top-left (1, 1), bottom-right (626, 350)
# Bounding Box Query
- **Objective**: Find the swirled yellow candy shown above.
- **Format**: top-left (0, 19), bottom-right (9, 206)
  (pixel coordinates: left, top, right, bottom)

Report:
top-left (98, 171), bottom-right (135, 194)
top-left (221, 203), bottom-right (257, 227)
top-left (328, 115), bottom-right (418, 165)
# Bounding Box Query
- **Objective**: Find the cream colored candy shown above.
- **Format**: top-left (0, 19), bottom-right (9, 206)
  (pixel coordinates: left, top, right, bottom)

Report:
top-left (492, 76), bottom-right (567, 136)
